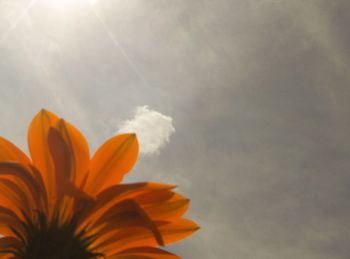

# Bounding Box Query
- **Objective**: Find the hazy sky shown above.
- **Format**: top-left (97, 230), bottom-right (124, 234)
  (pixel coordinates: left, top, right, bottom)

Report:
top-left (1, 0), bottom-right (350, 258)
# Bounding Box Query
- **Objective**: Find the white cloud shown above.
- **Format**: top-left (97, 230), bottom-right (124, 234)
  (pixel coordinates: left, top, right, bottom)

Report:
top-left (117, 106), bottom-right (175, 155)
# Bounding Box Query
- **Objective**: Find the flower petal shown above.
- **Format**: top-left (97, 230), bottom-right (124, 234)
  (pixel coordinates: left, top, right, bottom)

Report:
top-left (0, 206), bottom-right (25, 238)
top-left (136, 192), bottom-right (190, 221)
top-left (48, 127), bottom-right (73, 183)
top-left (45, 130), bottom-right (94, 213)
top-left (97, 183), bottom-right (176, 202)
top-left (0, 137), bottom-right (31, 165)
top-left (0, 179), bottom-right (33, 216)
top-left (96, 219), bottom-right (199, 254)
top-left (95, 188), bottom-right (189, 222)
top-left (28, 109), bottom-right (90, 203)
top-left (0, 236), bottom-right (22, 256)
top-left (0, 162), bottom-right (44, 213)
top-left (78, 182), bottom-right (175, 230)
top-left (91, 199), bottom-right (164, 248)
top-left (157, 219), bottom-right (200, 245)
top-left (55, 119), bottom-right (90, 186)
top-left (85, 134), bottom-right (139, 195)
top-left (111, 247), bottom-right (180, 259)
top-left (28, 109), bottom-right (59, 201)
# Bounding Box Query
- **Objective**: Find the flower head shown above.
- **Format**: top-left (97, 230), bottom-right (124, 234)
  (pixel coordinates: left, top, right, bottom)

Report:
top-left (0, 109), bottom-right (199, 258)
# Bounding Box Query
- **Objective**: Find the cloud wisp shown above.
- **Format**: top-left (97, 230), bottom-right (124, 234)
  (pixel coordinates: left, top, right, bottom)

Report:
top-left (117, 106), bottom-right (175, 155)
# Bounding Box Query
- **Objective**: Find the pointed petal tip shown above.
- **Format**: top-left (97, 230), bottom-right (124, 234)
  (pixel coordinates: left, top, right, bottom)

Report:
top-left (146, 182), bottom-right (177, 189)
top-left (120, 132), bottom-right (136, 137)
top-left (39, 108), bottom-right (48, 114)
top-left (166, 184), bottom-right (177, 189)
top-left (38, 109), bottom-right (57, 117)
top-left (187, 219), bottom-right (201, 231)
top-left (119, 132), bottom-right (139, 146)
top-left (123, 133), bottom-right (138, 141)
top-left (193, 221), bottom-right (201, 231)
top-left (36, 109), bottom-right (54, 120)
top-left (129, 133), bottom-right (137, 141)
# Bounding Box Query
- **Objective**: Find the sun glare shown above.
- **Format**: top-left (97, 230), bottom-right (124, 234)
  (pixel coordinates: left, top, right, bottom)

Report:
top-left (46, 0), bottom-right (97, 10)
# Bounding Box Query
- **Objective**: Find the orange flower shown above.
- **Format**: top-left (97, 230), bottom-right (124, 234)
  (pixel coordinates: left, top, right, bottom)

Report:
top-left (0, 109), bottom-right (199, 258)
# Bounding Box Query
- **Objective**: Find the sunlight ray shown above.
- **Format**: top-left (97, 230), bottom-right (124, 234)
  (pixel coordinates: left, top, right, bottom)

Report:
top-left (0, 0), bottom-right (38, 42)
top-left (91, 9), bottom-right (150, 86)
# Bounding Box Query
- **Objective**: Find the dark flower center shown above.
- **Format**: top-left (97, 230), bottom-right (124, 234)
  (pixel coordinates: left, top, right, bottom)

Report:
top-left (17, 212), bottom-right (102, 259)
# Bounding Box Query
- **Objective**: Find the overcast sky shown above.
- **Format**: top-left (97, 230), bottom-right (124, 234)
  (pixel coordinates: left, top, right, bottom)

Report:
top-left (1, 0), bottom-right (350, 258)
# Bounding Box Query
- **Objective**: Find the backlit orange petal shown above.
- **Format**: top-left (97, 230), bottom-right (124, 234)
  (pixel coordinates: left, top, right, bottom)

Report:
top-left (116, 190), bottom-right (189, 220)
top-left (47, 121), bottom-right (93, 216)
top-left (46, 130), bottom-right (94, 214)
top-left (55, 119), bottom-right (90, 186)
top-left (111, 247), bottom-right (180, 259)
top-left (0, 179), bottom-right (33, 216)
top-left (48, 127), bottom-right (72, 178)
top-left (0, 137), bottom-right (31, 165)
top-left (157, 219), bottom-right (199, 245)
top-left (28, 165), bottom-right (48, 212)
top-left (97, 219), bottom-right (199, 254)
top-left (138, 193), bottom-right (190, 221)
top-left (0, 162), bottom-right (44, 213)
top-left (28, 109), bottom-right (59, 202)
top-left (0, 181), bottom-right (23, 216)
top-left (0, 236), bottom-right (22, 255)
top-left (0, 207), bottom-right (25, 237)
top-left (78, 183), bottom-right (175, 229)
top-left (48, 127), bottom-right (73, 199)
top-left (92, 199), bottom-right (163, 246)
top-left (97, 183), bottom-right (176, 202)
top-left (132, 190), bottom-right (175, 205)
top-left (85, 134), bottom-right (139, 195)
